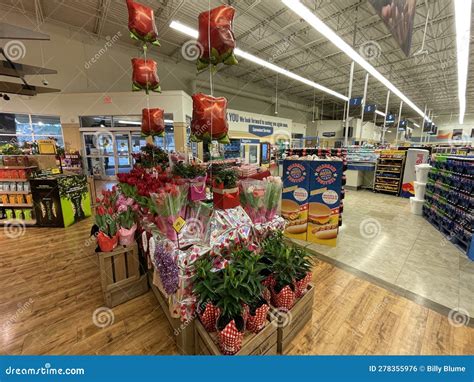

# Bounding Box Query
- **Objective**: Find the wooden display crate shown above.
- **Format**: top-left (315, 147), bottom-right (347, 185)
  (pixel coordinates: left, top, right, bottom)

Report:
top-left (148, 270), bottom-right (195, 355)
top-left (98, 243), bottom-right (148, 308)
top-left (194, 314), bottom-right (278, 355)
top-left (274, 283), bottom-right (314, 354)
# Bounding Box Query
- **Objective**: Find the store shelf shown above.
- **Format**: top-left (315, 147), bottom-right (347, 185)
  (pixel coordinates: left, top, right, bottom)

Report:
top-left (0, 219), bottom-right (36, 225)
top-left (0, 203), bottom-right (33, 207)
top-left (375, 176), bottom-right (401, 181)
top-left (376, 170), bottom-right (402, 174)
top-left (0, 191), bottom-right (31, 195)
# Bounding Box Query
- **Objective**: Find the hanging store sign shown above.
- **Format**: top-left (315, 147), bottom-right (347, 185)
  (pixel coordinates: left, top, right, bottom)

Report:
top-left (364, 104), bottom-right (377, 113)
top-left (248, 125), bottom-right (273, 137)
top-left (322, 132), bottom-right (336, 137)
top-left (241, 138), bottom-right (260, 144)
top-left (349, 97), bottom-right (363, 106)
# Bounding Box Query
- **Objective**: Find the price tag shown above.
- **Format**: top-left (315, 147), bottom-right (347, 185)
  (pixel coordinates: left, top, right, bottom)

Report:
top-left (52, 168), bottom-right (61, 174)
top-left (173, 217), bottom-right (186, 233)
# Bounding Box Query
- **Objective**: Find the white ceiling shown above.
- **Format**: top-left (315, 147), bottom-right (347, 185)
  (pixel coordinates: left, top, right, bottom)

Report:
top-left (0, 0), bottom-right (472, 120)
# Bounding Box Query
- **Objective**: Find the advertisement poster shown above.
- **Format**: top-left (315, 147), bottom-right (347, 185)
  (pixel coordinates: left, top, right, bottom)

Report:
top-left (369, 0), bottom-right (417, 56)
top-left (282, 160), bottom-right (309, 240)
top-left (307, 161), bottom-right (343, 247)
top-left (401, 149), bottom-right (429, 198)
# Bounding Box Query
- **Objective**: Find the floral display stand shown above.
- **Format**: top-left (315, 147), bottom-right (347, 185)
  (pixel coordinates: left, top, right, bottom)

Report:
top-left (194, 315), bottom-right (278, 355)
top-left (274, 283), bottom-right (314, 354)
top-left (98, 243), bottom-right (148, 308)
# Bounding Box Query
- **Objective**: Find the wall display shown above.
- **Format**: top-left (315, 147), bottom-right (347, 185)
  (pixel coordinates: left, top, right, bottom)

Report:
top-left (31, 174), bottom-right (91, 227)
top-left (282, 160), bottom-right (309, 240)
top-left (369, 0), bottom-right (417, 56)
top-left (197, 5), bottom-right (238, 71)
top-left (307, 161), bottom-right (343, 247)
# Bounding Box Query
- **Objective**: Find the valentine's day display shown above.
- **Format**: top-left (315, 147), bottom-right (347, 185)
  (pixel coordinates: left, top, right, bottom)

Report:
top-left (213, 167), bottom-right (239, 210)
top-left (98, 243), bottom-right (149, 308)
top-left (126, 0), bottom-right (160, 47)
top-left (191, 93), bottom-right (230, 144)
top-left (131, 58), bottom-right (161, 94)
top-left (240, 176), bottom-right (282, 223)
top-left (142, 108), bottom-right (165, 137)
top-left (197, 5), bottom-right (238, 71)
top-left (172, 161), bottom-right (208, 201)
top-left (132, 144), bottom-right (170, 169)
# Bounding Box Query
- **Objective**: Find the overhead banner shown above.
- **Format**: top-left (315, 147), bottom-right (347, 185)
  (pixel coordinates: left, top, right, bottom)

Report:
top-left (369, 0), bottom-right (417, 56)
top-left (226, 109), bottom-right (291, 138)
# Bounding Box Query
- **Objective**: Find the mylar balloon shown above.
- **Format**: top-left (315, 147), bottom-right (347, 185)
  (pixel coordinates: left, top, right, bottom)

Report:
top-left (197, 5), bottom-right (238, 71)
top-left (131, 58), bottom-right (161, 94)
top-left (191, 93), bottom-right (229, 144)
top-left (126, 0), bottom-right (160, 46)
top-left (142, 108), bottom-right (165, 137)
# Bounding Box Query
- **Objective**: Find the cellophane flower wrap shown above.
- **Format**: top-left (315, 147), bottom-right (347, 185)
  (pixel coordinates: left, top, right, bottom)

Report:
top-left (180, 201), bottom-right (213, 248)
top-left (263, 176), bottom-right (282, 220)
top-left (239, 180), bottom-right (266, 224)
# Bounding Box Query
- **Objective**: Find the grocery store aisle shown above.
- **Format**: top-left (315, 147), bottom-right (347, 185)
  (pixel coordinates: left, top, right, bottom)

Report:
top-left (303, 190), bottom-right (474, 319)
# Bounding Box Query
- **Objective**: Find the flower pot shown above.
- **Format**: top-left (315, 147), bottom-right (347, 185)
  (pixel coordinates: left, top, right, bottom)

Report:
top-left (262, 274), bottom-right (276, 289)
top-left (119, 224), bottom-right (137, 246)
top-left (246, 302), bottom-right (269, 333)
top-left (294, 272), bottom-right (312, 298)
top-left (262, 287), bottom-right (271, 304)
top-left (217, 316), bottom-right (245, 355)
top-left (198, 302), bottom-right (220, 333)
top-left (271, 285), bottom-right (296, 312)
top-left (242, 303), bottom-right (249, 326)
top-left (213, 182), bottom-right (240, 210)
top-left (97, 231), bottom-right (119, 252)
top-left (188, 175), bottom-right (207, 201)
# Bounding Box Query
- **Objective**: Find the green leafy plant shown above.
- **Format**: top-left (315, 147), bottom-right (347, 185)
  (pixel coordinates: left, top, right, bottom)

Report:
top-left (95, 205), bottom-right (118, 237)
top-left (214, 167), bottom-right (238, 189)
top-left (0, 143), bottom-right (22, 155)
top-left (132, 144), bottom-right (169, 168)
top-left (192, 254), bottom-right (222, 306)
top-left (292, 245), bottom-right (314, 281)
top-left (172, 162), bottom-right (207, 179)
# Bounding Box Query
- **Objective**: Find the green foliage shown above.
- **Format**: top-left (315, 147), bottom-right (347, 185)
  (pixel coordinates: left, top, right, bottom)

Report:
top-left (192, 254), bottom-right (221, 306)
top-left (0, 143), bottom-right (22, 155)
top-left (132, 144), bottom-right (169, 168)
top-left (172, 162), bottom-right (207, 179)
top-left (214, 167), bottom-right (238, 188)
top-left (95, 213), bottom-right (118, 237)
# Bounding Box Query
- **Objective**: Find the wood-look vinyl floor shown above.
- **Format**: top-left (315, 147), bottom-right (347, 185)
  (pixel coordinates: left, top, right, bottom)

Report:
top-left (0, 219), bottom-right (472, 355)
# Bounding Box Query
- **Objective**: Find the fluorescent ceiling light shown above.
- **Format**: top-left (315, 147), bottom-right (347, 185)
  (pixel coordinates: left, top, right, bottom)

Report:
top-left (118, 120), bottom-right (141, 125)
top-left (282, 0), bottom-right (430, 121)
top-left (414, 123), bottom-right (420, 128)
top-left (165, 119), bottom-right (174, 124)
top-left (170, 20), bottom-right (348, 101)
top-left (454, 0), bottom-right (471, 124)
top-left (375, 110), bottom-right (386, 117)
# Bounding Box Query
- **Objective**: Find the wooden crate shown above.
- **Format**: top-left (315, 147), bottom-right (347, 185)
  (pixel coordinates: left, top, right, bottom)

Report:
top-left (275, 283), bottom-right (314, 354)
top-left (194, 314), bottom-right (278, 355)
top-left (98, 243), bottom-right (148, 308)
top-left (148, 271), bottom-right (195, 355)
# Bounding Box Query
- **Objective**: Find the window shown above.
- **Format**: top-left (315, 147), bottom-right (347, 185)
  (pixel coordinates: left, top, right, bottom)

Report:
top-left (0, 113), bottom-right (64, 147)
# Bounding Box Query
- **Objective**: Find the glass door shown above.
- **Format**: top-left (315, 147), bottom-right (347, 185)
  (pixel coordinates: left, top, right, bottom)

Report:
top-left (114, 133), bottom-right (132, 174)
top-left (82, 133), bottom-right (116, 180)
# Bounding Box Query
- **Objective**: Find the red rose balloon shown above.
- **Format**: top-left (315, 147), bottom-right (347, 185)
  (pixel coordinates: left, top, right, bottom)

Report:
top-left (191, 93), bottom-right (229, 144)
top-left (131, 58), bottom-right (161, 94)
top-left (126, 0), bottom-right (160, 46)
top-left (197, 5), bottom-right (238, 71)
top-left (142, 108), bottom-right (165, 137)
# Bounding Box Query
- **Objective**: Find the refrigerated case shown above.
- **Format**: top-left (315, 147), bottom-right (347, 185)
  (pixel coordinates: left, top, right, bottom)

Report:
top-left (241, 139), bottom-right (260, 165)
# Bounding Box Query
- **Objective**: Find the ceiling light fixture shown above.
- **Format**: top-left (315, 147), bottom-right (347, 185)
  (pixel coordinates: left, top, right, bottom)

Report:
top-left (282, 0), bottom-right (430, 121)
top-left (454, 0), bottom-right (472, 124)
top-left (414, 123), bottom-right (420, 128)
top-left (375, 110), bottom-right (386, 117)
top-left (169, 20), bottom-right (348, 101)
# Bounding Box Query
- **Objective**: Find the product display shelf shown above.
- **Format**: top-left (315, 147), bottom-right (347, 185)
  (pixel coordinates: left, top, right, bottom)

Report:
top-left (423, 156), bottom-right (473, 259)
top-left (373, 151), bottom-right (406, 195)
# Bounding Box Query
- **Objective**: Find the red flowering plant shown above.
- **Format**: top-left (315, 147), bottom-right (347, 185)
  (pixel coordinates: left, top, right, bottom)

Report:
top-left (95, 187), bottom-right (120, 239)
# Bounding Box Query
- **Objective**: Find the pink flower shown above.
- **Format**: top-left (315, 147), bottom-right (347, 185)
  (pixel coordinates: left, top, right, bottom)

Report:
top-left (118, 204), bottom-right (128, 213)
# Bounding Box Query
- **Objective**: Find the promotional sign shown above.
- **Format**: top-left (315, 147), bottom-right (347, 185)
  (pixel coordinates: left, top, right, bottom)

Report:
top-left (369, 0), bottom-right (417, 56)
top-left (227, 109), bottom-right (291, 138)
top-left (282, 160), bottom-right (310, 240)
top-left (401, 149), bottom-right (429, 198)
top-left (307, 160), bottom-right (343, 247)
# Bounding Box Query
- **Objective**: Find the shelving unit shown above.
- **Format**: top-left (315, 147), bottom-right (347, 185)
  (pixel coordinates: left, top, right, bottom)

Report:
top-left (373, 150), bottom-right (406, 195)
top-left (424, 155), bottom-right (473, 260)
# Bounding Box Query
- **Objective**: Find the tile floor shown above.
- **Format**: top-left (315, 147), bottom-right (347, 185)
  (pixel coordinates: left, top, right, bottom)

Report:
top-left (297, 190), bottom-right (474, 318)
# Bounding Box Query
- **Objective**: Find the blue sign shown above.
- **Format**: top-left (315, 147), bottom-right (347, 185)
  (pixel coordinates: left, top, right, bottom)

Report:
top-left (240, 138), bottom-right (260, 144)
top-left (364, 104), bottom-right (376, 113)
top-left (322, 132), bottom-right (336, 137)
top-left (249, 125), bottom-right (273, 137)
top-left (350, 97), bottom-right (363, 106)
top-left (386, 114), bottom-right (395, 123)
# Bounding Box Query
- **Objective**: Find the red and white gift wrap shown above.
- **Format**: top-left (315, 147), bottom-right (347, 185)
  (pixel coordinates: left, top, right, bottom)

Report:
top-left (246, 303), bottom-right (269, 333)
top-left (218, 319), bottom-right (244, 355)
top-left (199, 302), bottom-right (220, 332)
top-left (271, 285), bottom-right (296, 312)
top-left (294, 272), bottom-right (312, 298)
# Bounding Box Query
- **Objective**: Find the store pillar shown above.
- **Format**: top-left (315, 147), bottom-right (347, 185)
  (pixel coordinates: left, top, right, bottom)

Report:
top-left (174, 122), bottom-right (188, 153)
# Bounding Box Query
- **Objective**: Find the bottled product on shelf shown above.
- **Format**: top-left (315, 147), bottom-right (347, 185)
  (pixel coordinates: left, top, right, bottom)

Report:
top-left (423, 155), bottom-right (473, 260)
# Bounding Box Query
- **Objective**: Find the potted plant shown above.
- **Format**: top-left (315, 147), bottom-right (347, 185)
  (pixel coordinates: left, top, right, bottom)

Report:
top-left (117, 195), bottom-right (138, 246)
top-left (292, 245), bottom-right (314, 298)
top-left (192, 255), bottom-right (221, 333)
top-left (173, 162), bottom-right (208, 201)
top-left (269, 244), bottom-right (298, 312)
top-left (234, 249), bottom-right (269, 334)
top-left (213, 167), bottom-right (240, 209)
top-left (95, 205), bottom-right (119, 252)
